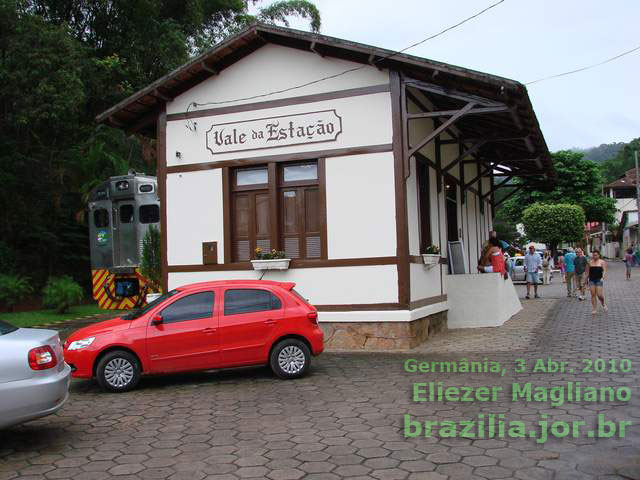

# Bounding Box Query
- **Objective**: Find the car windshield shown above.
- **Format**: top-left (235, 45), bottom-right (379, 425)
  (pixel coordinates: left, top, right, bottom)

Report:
top-left (0, 320), bottom-right (18, 335)
top-left (122, 290), bottom-right (179, 320)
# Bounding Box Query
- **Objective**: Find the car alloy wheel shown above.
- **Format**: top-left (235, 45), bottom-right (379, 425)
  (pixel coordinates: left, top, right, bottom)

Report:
top-left (103, 358), bottom-right (134, 388)
top-left (270, 339), bottom-right (311, 379)
top-left (96, 350), bottom-right (141, 392)
top-left (277, 345), bottom-right (306, 374)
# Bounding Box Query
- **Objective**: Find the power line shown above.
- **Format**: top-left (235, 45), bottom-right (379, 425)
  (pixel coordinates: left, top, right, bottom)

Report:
top-left (187, 0), bottom-right (506, 114)
top-left (525, 44), bottom-right (640, 85)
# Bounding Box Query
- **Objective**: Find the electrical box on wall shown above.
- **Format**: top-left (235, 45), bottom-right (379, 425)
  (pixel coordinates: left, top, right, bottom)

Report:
top-left (202, 242), bottom-right (218, 265)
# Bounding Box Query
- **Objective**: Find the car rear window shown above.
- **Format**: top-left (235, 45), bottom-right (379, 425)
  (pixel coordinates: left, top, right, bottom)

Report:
top-left (0, 320), bottom-right (17, 335)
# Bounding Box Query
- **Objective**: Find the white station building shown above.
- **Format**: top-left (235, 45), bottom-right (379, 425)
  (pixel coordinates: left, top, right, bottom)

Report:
top-left (98, 24), bottom-right (554, 350)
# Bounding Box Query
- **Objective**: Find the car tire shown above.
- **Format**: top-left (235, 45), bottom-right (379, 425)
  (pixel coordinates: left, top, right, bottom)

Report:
top-left (270, 339), bottom-right (311, 379)
top-left (96, 350), bottom-right (141, 392)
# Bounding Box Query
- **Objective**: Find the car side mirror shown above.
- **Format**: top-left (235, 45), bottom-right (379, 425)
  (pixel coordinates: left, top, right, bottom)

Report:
top-left (151, 314), bottom-right (163, 325)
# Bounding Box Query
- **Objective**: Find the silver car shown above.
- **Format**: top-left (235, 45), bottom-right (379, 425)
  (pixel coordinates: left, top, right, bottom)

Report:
top-left (508, 257), bottom-right (543, 283)
top-left (0, 320), bottom-right (71, 429)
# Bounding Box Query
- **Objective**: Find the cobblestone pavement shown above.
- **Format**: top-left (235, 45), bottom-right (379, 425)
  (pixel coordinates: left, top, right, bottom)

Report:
top-left (1, 262), bottom-right (639, 480)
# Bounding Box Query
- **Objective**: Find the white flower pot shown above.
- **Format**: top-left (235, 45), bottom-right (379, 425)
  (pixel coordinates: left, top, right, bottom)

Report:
top-left (422, 254), bottom-right (441, 269)
top-left (251, 259), bottom-right (291, 271)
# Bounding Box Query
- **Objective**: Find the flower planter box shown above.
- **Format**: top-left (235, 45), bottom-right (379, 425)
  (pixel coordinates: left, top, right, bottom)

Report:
top-left (251, 258), bottom-right (291, 271)
top-left (422, 254), bottom-right (441, 268)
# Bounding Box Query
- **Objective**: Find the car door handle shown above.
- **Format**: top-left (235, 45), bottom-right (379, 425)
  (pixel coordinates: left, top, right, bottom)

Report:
top-left (264, 319), bottom-right (276, 326)
top-left (202, 327), bottom-right (217, 334)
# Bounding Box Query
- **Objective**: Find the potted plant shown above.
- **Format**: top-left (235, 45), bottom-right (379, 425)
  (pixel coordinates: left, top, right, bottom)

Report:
top-left (251, 248), bottom-right (291, 271)
top-left (422, 245), bottom-right (441, 268)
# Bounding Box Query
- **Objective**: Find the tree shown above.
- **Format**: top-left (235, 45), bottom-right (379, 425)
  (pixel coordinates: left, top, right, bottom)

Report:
top-left (500, 150), bottom-right (616, 224)
top-left (140, 226), bottom-right (162, 293)
top-left (600, 137), bottom-right (640, 183)
top-left (522, 203), bottom-right (585, 254)
top-left (0, 0), bottom-right (321, 292)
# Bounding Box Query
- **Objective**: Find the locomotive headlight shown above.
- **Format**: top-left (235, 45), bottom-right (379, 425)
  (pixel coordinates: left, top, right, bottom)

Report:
top-left (67, 337), bottom-right (96, 351)
top-left (115, 181), bottom-right (129, 191)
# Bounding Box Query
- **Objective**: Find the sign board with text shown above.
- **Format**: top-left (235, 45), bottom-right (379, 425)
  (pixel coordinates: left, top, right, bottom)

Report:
top-left (205, 110), bottom-right (342, 155)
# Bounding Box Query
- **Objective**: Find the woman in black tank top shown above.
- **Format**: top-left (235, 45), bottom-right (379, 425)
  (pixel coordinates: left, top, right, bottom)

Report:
top-left (585, 250), bottom-right (607, 315)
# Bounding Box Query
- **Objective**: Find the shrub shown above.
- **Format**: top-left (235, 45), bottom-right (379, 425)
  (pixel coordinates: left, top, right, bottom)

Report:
top-left (0, 274), bottom-right (34, 312)
top-left (0, 241), bottom-right (17, 273)
top-left (43, 276), bottom-right (83, 314)
top-left (140, 225), bottom-right (162, 292)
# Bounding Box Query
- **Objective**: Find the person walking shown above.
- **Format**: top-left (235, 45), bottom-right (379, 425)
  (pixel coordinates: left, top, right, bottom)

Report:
top-left (574, 248), bottom-right (588, 300)
top-left (524, 244), bottom-right (542, 299)
top-left (564, 248), bottom-right (577, 298)
top-left (624, 248), bottom-right (634, 280)
top-left (542, 251), bottom-right (553, 285)
top-left (586, 250), bottom-right (608, 314)
top-left (558, 255), bottom-right (566, 283)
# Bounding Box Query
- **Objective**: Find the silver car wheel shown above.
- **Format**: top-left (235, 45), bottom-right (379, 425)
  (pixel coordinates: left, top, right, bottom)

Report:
top-left (103, 358), bottom-right (134, 388)
top-left (277, 345), bottom-right (306, 374)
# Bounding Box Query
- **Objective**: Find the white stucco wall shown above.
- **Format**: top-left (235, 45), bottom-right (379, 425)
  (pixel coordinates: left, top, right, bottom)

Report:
top-left (168, 264), bottom-right (398, 305)
top-left (166, 169), bottom-right (224, 265)
top-left (166, 92), bottom-right (393, 167)
top-left (325, 152), bottom-right (396, 259)
top-left (167, 44), bottom-right (389, 114)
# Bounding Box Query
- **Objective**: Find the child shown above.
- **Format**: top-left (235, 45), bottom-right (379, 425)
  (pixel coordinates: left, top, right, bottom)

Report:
top-left (624, 248), bottom-right (634, 280)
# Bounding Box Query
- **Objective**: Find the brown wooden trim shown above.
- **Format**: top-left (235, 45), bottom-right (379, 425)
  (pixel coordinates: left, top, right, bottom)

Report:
top-left (157, 109), bottom-right (168, 292)
top-left (267, 163), bottom-right (279, 252)
top-left (439, 257), bottom-right (448, 265)
top-left (166, 143), bottom-right (393, 174)
top-left (410, 294), bottom-right (447, 310)
top-left (167, 256), bottom-right (398, 272)
top-left (390, 71), bottom-right (410, 309)
top-left (222, 167), bottom-right (231, 263)
top-left (316, 303), bottom-right (402, 311)
top-left (409, 255), bottom-right (423, 264)
top-left (166, 84), bottom-right (391, 121)
top-left (317, 158), bottom-right (329, 261)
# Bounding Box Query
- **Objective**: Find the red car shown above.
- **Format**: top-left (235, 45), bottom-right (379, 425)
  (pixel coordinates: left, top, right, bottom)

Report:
top-left (64, 280), bottom-right (323, 392)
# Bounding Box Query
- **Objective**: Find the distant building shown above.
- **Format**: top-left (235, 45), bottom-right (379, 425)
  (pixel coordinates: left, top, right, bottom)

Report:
top-left (589, 168), bottom-right (638, 256)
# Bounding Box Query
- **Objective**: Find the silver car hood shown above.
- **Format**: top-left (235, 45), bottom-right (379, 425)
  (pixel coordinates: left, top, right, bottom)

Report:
top-left (0, 328), bottom-right (63, 383)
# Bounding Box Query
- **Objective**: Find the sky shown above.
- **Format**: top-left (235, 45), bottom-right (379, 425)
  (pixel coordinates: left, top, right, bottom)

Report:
top-left (250, 0), bottom-right (640, 151)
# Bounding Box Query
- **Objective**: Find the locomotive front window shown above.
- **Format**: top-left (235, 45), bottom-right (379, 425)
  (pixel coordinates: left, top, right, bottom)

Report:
top-left (120, 204), bottom-right (134, 223)
top-left (94, 209), bottom-right (109, 228)
top-left (139, 205), bottom-right (160, 224)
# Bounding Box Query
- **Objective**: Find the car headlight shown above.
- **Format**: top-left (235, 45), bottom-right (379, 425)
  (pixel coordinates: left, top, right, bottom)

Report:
top-left (67, 337), bottom-right (96, 351)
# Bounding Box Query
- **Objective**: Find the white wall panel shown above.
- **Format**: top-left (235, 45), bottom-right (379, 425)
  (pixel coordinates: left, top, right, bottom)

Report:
top-left (167, 44), bottom-right (389, 114)
top-left (169, 264), bottom-right (398, 305)
top-left (325, 152), bottom-right (396, 259)
top-left (166, 93), bottom-right (393, 167)
top-left (166, 170), bottom-right (223, 266)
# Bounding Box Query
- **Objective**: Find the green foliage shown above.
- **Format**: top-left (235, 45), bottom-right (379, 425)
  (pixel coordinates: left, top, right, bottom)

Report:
top-left (0, 241), bottom-right (16, 274)
top-left (0, 0), bottom-right (321, 290)
top-left (500, 150), bottom-right (616, 224)
top-left (0, 274), bottom-right (34, 312)
top-left (599, 138), bottom-right (640, 183)
top-left (140, 226), bottom-right (162, 292)
top-left (522, 203), bottom-right (586, 252)
top-left (574, 142), bottom-right (625, 164)
top-left (42, 276), bottom-right (83, 314)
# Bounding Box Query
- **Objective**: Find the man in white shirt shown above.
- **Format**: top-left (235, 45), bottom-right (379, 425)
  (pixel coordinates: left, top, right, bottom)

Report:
top-left (524, 244), bottom-right (542, 299)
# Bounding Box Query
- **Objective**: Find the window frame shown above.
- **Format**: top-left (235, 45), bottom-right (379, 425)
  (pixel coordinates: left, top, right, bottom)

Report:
top-left (225, 159), bottom-right (327, 263)
top-left (139, 204), bottom-right (160, 224)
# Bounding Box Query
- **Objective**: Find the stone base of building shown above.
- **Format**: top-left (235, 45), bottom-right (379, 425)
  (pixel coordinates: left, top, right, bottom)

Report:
top-left (320, 311), bottom-right (448, 351)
